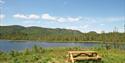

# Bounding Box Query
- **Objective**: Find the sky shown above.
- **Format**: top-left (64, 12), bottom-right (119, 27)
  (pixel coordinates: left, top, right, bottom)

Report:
top-left (0, 0), bottom-right (125, 33)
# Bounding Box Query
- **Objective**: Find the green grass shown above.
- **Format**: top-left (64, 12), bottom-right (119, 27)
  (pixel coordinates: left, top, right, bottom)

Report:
top-left (0, 46), bottom-right (125, 63)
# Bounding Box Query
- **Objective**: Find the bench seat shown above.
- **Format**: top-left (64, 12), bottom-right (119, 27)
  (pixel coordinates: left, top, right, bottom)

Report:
top-left (73, 56), bottom-right (101, 60)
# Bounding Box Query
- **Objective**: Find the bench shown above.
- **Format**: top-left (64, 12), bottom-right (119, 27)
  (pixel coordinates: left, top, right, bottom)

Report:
top-left (68, 51), bottom-right (101, 63)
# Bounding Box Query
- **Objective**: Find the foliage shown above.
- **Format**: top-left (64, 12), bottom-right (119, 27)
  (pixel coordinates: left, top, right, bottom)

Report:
top-left (0, 25), bottom-right (125, 43)
top-left (0, 46), bottom-right (125, 63)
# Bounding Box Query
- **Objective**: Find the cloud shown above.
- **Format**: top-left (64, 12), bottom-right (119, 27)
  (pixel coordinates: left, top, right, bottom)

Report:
top-left (0, 0), bottom-right (5, 4)
top-left (13, 13), bottom-right (82, 22)
top-left (68, 17), bottom-right (81, 22)
top-left (78, 16), bottom-right (125, 28)
top-left (81, 16), bottom-right (125, 23)
top-left (41, 13), bottom-right (81, 22)
top-left (13, 14), bottom-right (27, 19)
top-left (0, 14), bottom-right (5, 19)
top-left (57, 17), bottom-right (81, 22)
top-left (103, 16), bottom-right (125, 22)
top-left (41, 13), bottom-right (57, 21)
top-left (13, 14), bottom-right (40, 20)
top-left (57, 17), bottom-right (66, 22)
top-left (64, 16), bottom-right (125, 33)
top-left (65, 25), bottom-right (90, 32)
top-left (28, 14), bottom-right (40, 19)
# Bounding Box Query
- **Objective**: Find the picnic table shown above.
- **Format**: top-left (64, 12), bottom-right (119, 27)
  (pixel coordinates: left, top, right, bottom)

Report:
top-left (68, 51), bottom-right (101, 63)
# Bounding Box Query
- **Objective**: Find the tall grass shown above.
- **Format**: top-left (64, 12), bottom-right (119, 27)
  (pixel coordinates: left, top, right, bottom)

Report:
top-left (0, 46), bottom-right (125, 63)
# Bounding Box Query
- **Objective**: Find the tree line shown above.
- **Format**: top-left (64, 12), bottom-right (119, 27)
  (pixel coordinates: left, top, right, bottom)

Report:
top-left (0, 25), bottom-right (125, 43)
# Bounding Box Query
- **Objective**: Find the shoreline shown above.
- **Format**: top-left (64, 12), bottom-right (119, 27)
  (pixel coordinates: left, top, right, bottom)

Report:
top-left (0, 39), bottom-right (102, 43)
top-left (1, 39), bottom-right (125, 43)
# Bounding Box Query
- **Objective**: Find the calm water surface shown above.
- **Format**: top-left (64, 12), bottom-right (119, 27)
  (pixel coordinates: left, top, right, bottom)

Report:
top-left (0, 40), bottom-right (124, 51)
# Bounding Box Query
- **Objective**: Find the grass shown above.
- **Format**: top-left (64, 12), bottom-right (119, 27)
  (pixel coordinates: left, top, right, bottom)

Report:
top-left (0, 46), bottom-right (125, 63)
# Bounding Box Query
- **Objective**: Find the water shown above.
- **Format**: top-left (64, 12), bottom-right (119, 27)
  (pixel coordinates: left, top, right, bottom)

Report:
top-left (0, 40), bottom-right (101, 51)
top-left (0, 40), bottom-right (124, 52)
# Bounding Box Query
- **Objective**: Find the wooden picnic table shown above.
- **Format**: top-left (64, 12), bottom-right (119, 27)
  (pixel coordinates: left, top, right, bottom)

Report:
top-left (68, 51), bottom-right (101, 63)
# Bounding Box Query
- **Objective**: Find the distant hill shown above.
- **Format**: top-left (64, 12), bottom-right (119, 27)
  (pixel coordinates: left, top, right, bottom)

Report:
top-left (0, 25), bottom-right (83, 41)
top-left (0, 25), bottom-right (82, 35)
top-left (0, 25), bottom-right (125, 42)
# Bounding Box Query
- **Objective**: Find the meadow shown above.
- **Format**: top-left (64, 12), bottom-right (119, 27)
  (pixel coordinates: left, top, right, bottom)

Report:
top-left (0, 46), bottom-right (125, 63)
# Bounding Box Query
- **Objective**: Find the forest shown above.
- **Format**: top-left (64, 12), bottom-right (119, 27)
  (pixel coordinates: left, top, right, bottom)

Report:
top-left (0, 25), bottom-right (125, 42)
top-left (0, 25), bottom-right (125, 63)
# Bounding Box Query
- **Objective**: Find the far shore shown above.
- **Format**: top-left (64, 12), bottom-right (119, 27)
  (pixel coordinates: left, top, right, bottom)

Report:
top-left (0, 39), bottom-right (125, 43)
top-left (0, 39), bottom-right (102, 43)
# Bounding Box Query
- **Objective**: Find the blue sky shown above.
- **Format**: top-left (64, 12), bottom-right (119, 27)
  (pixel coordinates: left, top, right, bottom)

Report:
top-left (0, 0), bottom-right (125, 33)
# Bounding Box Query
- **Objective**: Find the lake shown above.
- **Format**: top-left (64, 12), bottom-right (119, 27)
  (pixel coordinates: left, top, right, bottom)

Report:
top-left (0, 40), bottom-right (125, 51)
top-left (0, 40), bottom-right (101, 51)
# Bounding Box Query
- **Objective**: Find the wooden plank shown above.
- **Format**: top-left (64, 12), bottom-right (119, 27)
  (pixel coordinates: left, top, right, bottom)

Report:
top-left (69, 53), bottom-right (74, 63)
top-left (68, 51), bottom-right (96, 53)
top-left (68, 51), bottom-right (98, 57)
top-left (68, 51), bottom-right (101, 63)
top-left (73, 56), bottom-right (101, 60)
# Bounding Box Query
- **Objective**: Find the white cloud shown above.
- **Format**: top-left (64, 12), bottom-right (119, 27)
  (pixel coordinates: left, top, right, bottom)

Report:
top-left (11, 13), bottom-right (125, 33)
top-left (57, 17), bottom-right (66, 22)
top-left (13, 14), bottom-right (40, 20)
top-left (65, 25), bottom-right (91, 32)
top-left (41, 13), bottom-right (57, 21)
top-left (13, 14), bottom-right (27, 19)
top-left (13, 13), bottom-right (82, 22)
top-left (41, 13), bottom-right (81, 22)
top-left (0, 14), bottom-right (5, 19)
top-left (56, 17), bottom-right (81, 22)
top-left (64, 16), bottom-right (125, 33)
top-left (13, 13), bottom-right (125, 27)
top-left (67, 17), bottom-right (81, 22)
top-left (28, 14), bottom-right (40, 19)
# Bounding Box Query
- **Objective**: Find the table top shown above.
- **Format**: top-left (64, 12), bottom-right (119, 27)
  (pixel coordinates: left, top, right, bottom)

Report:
top-left (68, 51), bottom-right (97, 54)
